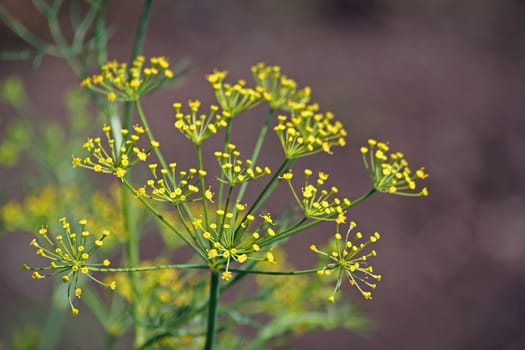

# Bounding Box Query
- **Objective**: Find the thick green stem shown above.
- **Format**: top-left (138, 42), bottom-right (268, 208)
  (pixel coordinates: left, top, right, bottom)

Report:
top-left (204, 271), bottom-right (220, 350)
top-left (120, 5), bottom-right (152, 346)
top-left (121, 185), bottom-right (143, 347)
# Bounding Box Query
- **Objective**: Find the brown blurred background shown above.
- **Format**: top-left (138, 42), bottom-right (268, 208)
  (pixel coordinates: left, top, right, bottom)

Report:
top-left (1, 0), bottom-right (525, 349)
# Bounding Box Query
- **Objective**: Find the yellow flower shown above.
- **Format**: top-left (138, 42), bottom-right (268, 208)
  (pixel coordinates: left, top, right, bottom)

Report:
top-left (74, 125), bottom-right (150, 180)
top-left (143, 165), bottom-right (207, 205)
top-left (173, 101), bottom-right (228, 145)
top-left (282, 169), bottom-right (349, 222)
top-left (362, 139), bottom-right (429, 197)
top-left (251, 63), bottom-right (311, 110)
top-left (81, 56), bottom-right (174, 101)
top-left (274, 107), bottom-right (347, 159)
top-left (207, 69), bottom-right (262, 116)
top-left (23, 218), bottom-right (116, 315)
top-left (312, 222), bottom-right (381, 301)
top-left (214, 144), bottom-right (271, 186)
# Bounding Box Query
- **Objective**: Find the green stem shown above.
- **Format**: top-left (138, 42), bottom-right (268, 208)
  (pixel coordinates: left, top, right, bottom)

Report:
top-left (123, 0), bottom-right (153, 129)
top-left (135, 98), bottom-right (198, 247)
top-left (0, 4), bottom-right (57, 56)
top-left (133, 100), bottom-right (194, 226)
top-left (134, 100), bottom-right (201, 242)
top-left (121, 184), bottom-right (143, 347)
top-left (345, 187), bottom-right (377, 209)
top-left (71, 0), bottom-right (99, 53)
top-left (217, 121), bottom-right (233, 205)
top-left (236, 108), bottom-right (274, 204)
top-left (93, 0), bottom-right (109, 67)
top-left (90, 264), bottom-right (322, 276)
top-left (204, 271), bottom-right (220, 350)
top-left (38, 284), bottom-right (66, 350)
top-left (218, 186), bottom-right (233, 243)
top-left (130, 0), bottom-right (153, 63)
top-left (119, 8), bottom-right (153, 345)
top-left (134, 99), bottom-right (170, 170)
top-left (197, 144), bottom-right (209, 226)
top-left (222, 188), bottom-right (377, 291)
top-left (122, 180), bottom-right (207, 260)
top-left (103, 335), bottom-right (117, 350)
top-left (82, 285), bottom-right (109, 327)
top-left (175, 204), bottom-right (206, 253)
top-left (91, 263), bottom-right (208, 272)
top-left (270, 188), bottom-right (377, 243)
top-left (233, 159), bottom-right (291, 242)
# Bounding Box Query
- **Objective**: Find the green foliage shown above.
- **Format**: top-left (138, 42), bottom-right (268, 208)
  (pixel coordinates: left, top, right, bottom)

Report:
top-left (0, 327), bottom-right (41, 350)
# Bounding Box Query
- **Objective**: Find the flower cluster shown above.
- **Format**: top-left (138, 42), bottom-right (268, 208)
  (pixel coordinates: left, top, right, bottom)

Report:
top-left (274, 104), bottom-right (347, 159)
top-left (251, 63), bottom-right (311, 110)
top-left (311, 222), bottom-right (381, 302)
top-left (81, 56), bottom-right (173, 102)
top-left (197, 206), bottom-right (277, 281)
top-left (206, 70), bottom-right (263, 116)
top-left (281, 169), bottom-right (350, 222)
top-left (173, 100), bottom-right (229, 145)
top-left (361, 139), bottom-right (429, 196)
top-left (139, 163), bottom-right (210, 204)
top-left (23, 218), bottom-right (116, 316)
top-left (214, 144), bottom-right (271, 186)
top-left (72, 124), bottom-right (151, 180)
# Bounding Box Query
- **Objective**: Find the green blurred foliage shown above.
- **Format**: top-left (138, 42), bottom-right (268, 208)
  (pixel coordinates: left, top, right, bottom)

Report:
top-left (1, 76), bottom-right (25, 106)
top-left (0, 327), bottom-right (41, 350)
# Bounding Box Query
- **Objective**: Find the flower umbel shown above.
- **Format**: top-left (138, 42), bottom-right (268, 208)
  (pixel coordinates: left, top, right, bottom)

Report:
top-left (274, 104), bottom-right (347, 159)
top-left (361, 139), bottom-right (429, 196)
top-left (281, 169), bottom-right (349, 222)
top-left (23, 218), bottom-right (116, 315)
top-left (173, 100), bottom-right (229, 145)
top-left (206, 70), bottom-right (263, 117)
top-left (81, 56), bottom-right (174, 101)
top-left (201, 207), bottom-right (277, 281)
top-left (311, 221), bottom-right (381, 302)
top-left (72, 124), bottom-right (150, 180)
top-left (251, 63), bottom-right (311, 111)
top-left (214, 144), bottom-right (271, 186)
top-left (142, 163), bottom-right (207, 204)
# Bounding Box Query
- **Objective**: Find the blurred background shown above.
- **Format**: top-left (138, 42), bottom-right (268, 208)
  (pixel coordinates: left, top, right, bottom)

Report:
top-left (1, 0), bottom-right (525, 349)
